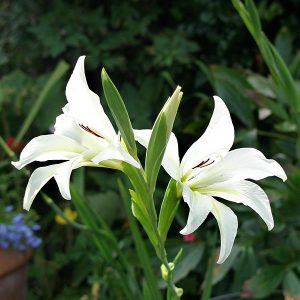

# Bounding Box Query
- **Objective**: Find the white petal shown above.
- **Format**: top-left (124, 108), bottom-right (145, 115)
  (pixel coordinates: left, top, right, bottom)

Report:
top-left (215, 148), bottom-right (287, 182)
top-left (133, 129), bottom-right (151, 148)
top-left (54, 113), bottom-right (108, 152)
top-left (188, 148), bottom-right (286, 188)
top-left (54, 157), bottom-right (83, 200)
top-left (207, 180), bottom-right (274, 230)
top-left (11, 134), bottom-right (85, 170)
top-left (23, 164), bottom-right (60, 210)
top-left (211, 199), bottom-right (238, 264)
top-left (181, 96), bottom-right (234, 176)
top-left (133, 129), bottom-right (180, 180)
top-left (65, 56), bottom-right (116, 141)
top-left (92, 144), bottom-right (140, 168)
top-left (180, 185), bottom-right (213, 235)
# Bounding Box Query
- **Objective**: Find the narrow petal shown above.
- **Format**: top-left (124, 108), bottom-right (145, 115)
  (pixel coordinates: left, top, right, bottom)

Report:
top-left (214, 148), bottom-right (286, 182)
top-left (181, 96), bottom-right (234, 177)
top-left (92, 144), bottom-right (140, 168)
top-left (11, 134), bottom-right (85, 170)
top-left (206, 180), bottom-right (274, 230)
top-left (132, 129), bottom-right (151, 148)
top-left (65, 56), bottom-right (116, 141)
top-left (211, 199), bottom-right (238, 264)
top-left (54, 157), bottom-right (83, 200)
top-left (23, 164), bottom-right (60, 210)
top-left (180, 185), bottom-right (213, 235)
top-left (133, 129), bottom-right (180, 180)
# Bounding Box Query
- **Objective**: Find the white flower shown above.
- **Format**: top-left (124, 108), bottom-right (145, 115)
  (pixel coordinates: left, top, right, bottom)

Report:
top-left (134, 96), bottom-right (287, 263)
top-left (12, 56), bottom-right (139, 210)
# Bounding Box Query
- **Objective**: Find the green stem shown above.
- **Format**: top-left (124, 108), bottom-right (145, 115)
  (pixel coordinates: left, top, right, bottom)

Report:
top-left (41, 192), bottom-right (89, 231)
top-left (0, 135), bottom-right (15, 158)
top-left (118, 179), bottom-right (163, 300)
top-left (122, 164), bottom-right (182, 299)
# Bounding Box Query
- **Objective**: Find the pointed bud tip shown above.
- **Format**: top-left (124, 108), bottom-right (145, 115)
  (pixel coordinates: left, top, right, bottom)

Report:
top-left (101, 67), bottom-right (107, 78)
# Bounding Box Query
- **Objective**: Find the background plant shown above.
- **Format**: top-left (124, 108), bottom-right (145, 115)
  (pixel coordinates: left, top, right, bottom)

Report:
top-left (1, 0), bottom-right (300, 299)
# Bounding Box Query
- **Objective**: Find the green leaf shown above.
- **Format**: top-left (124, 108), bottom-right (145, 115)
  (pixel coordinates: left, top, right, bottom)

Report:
top-left (87, 191), bottom-right (123, 225)
top-left (275, 27), bottom-right (293, 64)
top-left (211, 65), bottom-right (255, 127)
top-left (173, 243), bottom-right (204, 284)
top-left (158, 179), bottom-right (181, 244)
top-left (145, 86), bottom-right (182, 194)
top-left (143, 282), bottom-right (154, 300)
top-left (232, 246), bottom-right (258, 292)
top-left (274, 121), bottom-right (297, 133)
top-left (73, 168), bottom-right (85, 196)
top-left (259, 97), bottom-right (289, 120)
top-left (129, 189), bottom-right (158, 247)
top-left (247, 74), bottom-right (275, 98)
top-left (14, 60), bottom-right (69, 145)
top-left (70, 184), bottom-right (139, 300)
top-left (247, 265), bottom-right (284, 298)
top-left (212, 245), bottom-right (241, 285)
top-left (233, 0), bottom-right (300, 112)
top-left (201, 244), bottom-right (216, 300)
top-left (101, 68), bottom-right (137, 157)
top-left (289, 52), bottom-right (300, 77)
top-left (283, 271), bottom-right (300, 297)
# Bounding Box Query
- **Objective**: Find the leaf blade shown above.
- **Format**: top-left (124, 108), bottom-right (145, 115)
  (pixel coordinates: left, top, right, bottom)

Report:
top-left (101, 68), bottom-right (137, 157)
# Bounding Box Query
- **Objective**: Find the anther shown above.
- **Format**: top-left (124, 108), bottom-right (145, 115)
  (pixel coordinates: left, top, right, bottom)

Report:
top-left (79, 124), bottom-right (103, 138)
top-left (192, 158), bottom-right (214, 169)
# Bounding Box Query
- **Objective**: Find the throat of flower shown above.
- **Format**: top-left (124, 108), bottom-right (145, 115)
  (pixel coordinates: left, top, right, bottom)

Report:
top-left (181, 158), bottom-right (215, 182)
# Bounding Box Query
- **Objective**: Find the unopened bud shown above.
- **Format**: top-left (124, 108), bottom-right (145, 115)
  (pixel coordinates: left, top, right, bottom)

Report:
top-left (161, 264), bottom-right (169, 281)
top-left (175, 287), bottom-right (183, 297)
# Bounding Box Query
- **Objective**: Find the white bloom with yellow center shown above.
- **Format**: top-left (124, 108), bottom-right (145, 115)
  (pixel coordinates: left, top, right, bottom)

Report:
top-left (134, 96), bottom-right (286, 263)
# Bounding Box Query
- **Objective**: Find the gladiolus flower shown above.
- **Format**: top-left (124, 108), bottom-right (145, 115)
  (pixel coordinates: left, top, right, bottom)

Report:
top-left (12, 56), bottom-right (139, 210)
top-left (134, 96), bottom-right (286, 263)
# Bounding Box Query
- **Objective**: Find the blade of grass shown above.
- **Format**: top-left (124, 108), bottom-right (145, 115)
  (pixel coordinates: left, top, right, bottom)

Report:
top-left (232, 0), bottom-right (300, 112)
top-left (14, 60), bottom-right (69, 146)
top-left (101, 68), bottom-right (137, 157)
top-left (70, 184), bottom-right (142, 300)
top-left (201, 235), bottom-right (217, 300)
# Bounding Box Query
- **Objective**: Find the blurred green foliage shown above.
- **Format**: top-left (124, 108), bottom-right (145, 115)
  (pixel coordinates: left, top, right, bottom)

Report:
top-left (1, 0), bottom-right (300, 299)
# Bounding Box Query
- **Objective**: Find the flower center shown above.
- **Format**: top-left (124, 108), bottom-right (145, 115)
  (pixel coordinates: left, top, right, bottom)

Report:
top-left (181, 158), bottom-right (215, 182)
top-left (79, 124), bottom-right (103, 138)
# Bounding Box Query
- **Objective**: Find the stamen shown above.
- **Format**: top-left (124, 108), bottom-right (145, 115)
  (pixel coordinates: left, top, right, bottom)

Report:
top-left (79, 124), bottom-right (103, 138)
top-left (192, 158), bottom-right (215, 169)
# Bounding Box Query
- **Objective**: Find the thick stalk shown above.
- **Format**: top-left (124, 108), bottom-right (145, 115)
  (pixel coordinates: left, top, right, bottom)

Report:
top-left (123, 163), bottom-right (182, 299)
